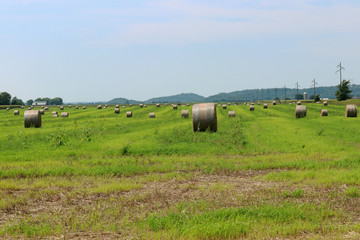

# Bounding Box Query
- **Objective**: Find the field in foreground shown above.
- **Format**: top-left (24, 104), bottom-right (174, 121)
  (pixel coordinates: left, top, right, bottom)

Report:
top-left (1, 101), bottom-right (360, 239)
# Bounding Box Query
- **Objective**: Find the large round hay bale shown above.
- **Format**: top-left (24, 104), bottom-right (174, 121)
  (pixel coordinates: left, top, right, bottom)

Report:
top-left (320, 109), bottom-right (328, 116)
top-left (14, 110), bottom-right (19, 115)
top-left (263, 104), bottom-right (268, 109)
top-left (126, 111), bottom-right (132, 118)
top-left (61, 112), bottom-right (69, 117)
top-left (173, 105), bottom-right (177, 110)
top-left (297, 101), bottom-right (301, 105)
top-left (24, 110), bottom-right (41, 128)
top-left (97, 105), bottom-right (102, 109)
top-left (222, 104), bottom-right (227, 109)
top-left (346, 105), bottom-right (357, 117)
top-left (156, 103), bottom-right (160, 107)
top-left (44, 107), bottom-right (49, 110)
top-left (52, 111), bottom-right (58, 115)
top-left (192, 103), bottom-right (217, 132)
top-left (272, 101), bottom-right (277, 105)
top-left (149, 112), bottom-right (155, 118)
top-left (139, 104), bottom-right (144, 108)
top-left (83, 106), bottom-right (86, 109)
top-left (115, 108), bottom-right (120, 114)
top-left (323, 101), bottom-right (328, 106)
top-left (39, 109), bottom-right (45, 115)
top-left (181, 110), bottom-right (189, 118)
top-left (115, 105), bottom-right (119, 108)
top-left (249, 105), bottom-right (255, 111)
top-left (295, 105), bottom-right (307, 118)
top-left (60, 106), bottom-right (64, 110)
top-left (228, 111), bottom-right (236, 117)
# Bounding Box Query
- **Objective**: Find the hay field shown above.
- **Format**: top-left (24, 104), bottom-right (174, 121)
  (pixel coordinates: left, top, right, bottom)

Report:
top-left (1, 102), bottom-right (360, 239)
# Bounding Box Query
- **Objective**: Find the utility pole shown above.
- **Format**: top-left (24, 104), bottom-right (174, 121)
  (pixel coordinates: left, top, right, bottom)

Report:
top-left (261, 89), bottom-right (264, 101)
top-left (284, 85), bottom-right (287, 102)
top-left (256, 89), bottom-right (259, 101)
top-left (267, 89), bottom-right (270, 101)
top-left (336, 62), bottom-right (345, 84)
top-left (295, 82), bottom-right (300, 99)
top-left (275, 88), bottom-right (277, 100)
top-left (311, 78), bottom-right (317, 99)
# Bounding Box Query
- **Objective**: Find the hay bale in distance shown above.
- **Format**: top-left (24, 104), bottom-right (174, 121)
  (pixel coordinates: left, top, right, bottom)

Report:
top-left (320, 109), bottom-right (328, 117)
top-left (21, 106), bottom-right (24, 109)
top-left (173, 105), bottom-right (177, 110)
top-left (297, 101), bottom-right (301, 105)
top-left (61, 112), bottom-right (69, 117)
top-left (60, 106), bottom-right (64, 110)
top-left (83, 106), bottom-right (86, 109)
top-left (115, 108), bottom-right (120, 114)
top-left (263, 104), bottom-right (268, 109)
top-left (122, 106), bottom-right (126, 108)
top-left (126, 111), bottom-right (132, 118)
top-left (181, 110), bottom-right (189, 118)
top-left (222, 104), bottom-right (227, 109)
top-left (75, 106), bottom-right (79, 109)
top-left (228, 111), bottom-right (236, 117)
top-left (323, 101), bottom-right (328, 106)
top-left (272, 101), bottom-right (277, 105)
top-left (27, 107), bottom-right (31, 110)
top-left (156, 103), bottom-right (160, 107)
top-left (39, 109), bottom-right (45, 115)
top-left (346, 105), bottom-right (357, 117)
top-left (249, 105), bottom-right (255, 111)
top-left (14, 110), bottom-right (19, 115)
top-left (144, 105), bottom-right (147, 108)
top-left (52, 111), bottom-right (58, 115)
top-left (139, 104), bottom-right (144, 108)
top-left (149, 112), bottom-right (155, 118)
top-left (44, 107), bottom-right (49, 110)
top-left (97, 105), bottom-right (102, 109)
top-left (295, 105), bottom-right (307, 118)
top-left (24, 110), bottom-right (41, 128)
top-left (192, 103), bottom-right (217, 132)
top-left (115, 105), bottom-right (119, 108)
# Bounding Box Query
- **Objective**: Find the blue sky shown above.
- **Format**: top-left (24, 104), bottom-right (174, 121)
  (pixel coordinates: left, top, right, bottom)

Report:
top-left (1, 0), bottom-right (359, 102)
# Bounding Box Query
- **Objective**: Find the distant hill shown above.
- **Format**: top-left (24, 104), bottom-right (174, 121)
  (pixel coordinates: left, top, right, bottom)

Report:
top-left (145, 93), bottom-right (205, 104)
top-left (107, 97), bottom-right (141, 104)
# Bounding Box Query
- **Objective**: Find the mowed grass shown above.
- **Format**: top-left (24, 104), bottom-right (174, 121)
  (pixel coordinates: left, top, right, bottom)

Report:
top-left (1, 101), bottom-right (360, 238)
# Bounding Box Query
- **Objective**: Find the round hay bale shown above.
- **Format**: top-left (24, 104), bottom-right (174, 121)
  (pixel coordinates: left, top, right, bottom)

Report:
top-left (149, 112), bottom-right (155, 118)
top-left (21, 106), bottom-right (24, 109)
top-left (60, 106), bottom-right (64, 110)
top-left (192, 103), bottom-right (217, 132)
top-left (228, 111), bottom-right (236, 117)
top-left (130, 104), bottom-right (133, 107)
top-left (217, 104), bottom-right (221, 107)
top-left (97, 105), bottom-right (102, 109)
top-left (61, 112), bottom-right (69, 117)
top-left (83, 106), bottom-right (86, 109)
top-left (6, 107), bottom-right (10, 111)
top-left (24, 110), bottom-right (41, 128)
top-left (346, 105), bottom-right (357, 117)
top-left (122, 106), bottom-right (126, 108)
top-left (186, 104), bottom-right (190, 106)
top-left (249, 105), bottom-right (255, 111)
top-left (181, 110), bottom-right (189, 118)
top-left (126, 111), bottom-right (132, 118)
top-left (263, 104), bottom-right (268, 109)
top-left (139, 104), bottom-right (144, 108)
top-left (41, 106), bottom-right (44, 109)
top-left (227, 103), bottom-right (231, 106)
top-left (44, 107), bottom-right (49, 110)
top-left (75, 106), bottom-right (79, 109)
top-left (52, 114), bottom-right (58, 117)
top-left (105, 104), bottom-right (108, 108)
top-left (320, 109), bottom-right (328, 117)
top-left (156, 103), bottom-right (160, 107)
top-left (52, 111), bottom-right (58, 115)
top-left (115, 108), bottom-right (120, 114)
top-left (39, 109), bottom-right (45, 115)
top-left (68, 105), bottom-right (72, 108)
top-left (14, 110), bottom-right (19, 115)
top-left (173, 105), bottom-right (177, 110)
top-left (144, 105), bottom-right (147, 108)
top-left (272, 101), bottom-right (277, 105)
top-left (323, 101), bottom-right (328, 106)
top-left (222, 104), bottom-right (227, 109)
top-left (295, 105), bottom-right (307, 118)
top-left (297, 101), bottom-right (301, 105)
top-left (164, 103), bottom-right (168, 106)
top-left (57, 105), bottom-right (60, 108)
top-left (27, 107), bottom-right (31, 110)
top-left (103, 106), bottom-right (107, 109)
top-left (115, 105), bottom-right (119, 108)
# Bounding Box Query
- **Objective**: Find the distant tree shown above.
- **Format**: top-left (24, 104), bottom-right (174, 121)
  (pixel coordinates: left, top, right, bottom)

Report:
top-left (26, 99), bottom-right (34, 106)
top-left (274, 97), bottom-right (280, 101)
top-left (295, 94), bottom-right (303, 100)
top-left (284, 97), bottom-right (291, 100)
top-left (0, 92), bottom-right (12, 105)
top-left (335, 80), bottom-right (352, 101)
top-left (314, 94), bottom-right (320, 102)
top-left (309, 95), bottom-right (315, 99)
top-left (11, 96), bottom-right (24, 105)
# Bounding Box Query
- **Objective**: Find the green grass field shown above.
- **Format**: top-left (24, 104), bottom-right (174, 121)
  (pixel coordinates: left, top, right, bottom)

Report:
top-left (1, 101), bottom-right (360, 239)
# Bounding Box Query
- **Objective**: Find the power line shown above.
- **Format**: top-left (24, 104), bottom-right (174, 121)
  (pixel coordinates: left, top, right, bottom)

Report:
top-left (336, 62), bottom-right (345, 84)
top-left (295, 82), bottom-right (300, 100)
top-left (311, 78), bottom-right (318, 98)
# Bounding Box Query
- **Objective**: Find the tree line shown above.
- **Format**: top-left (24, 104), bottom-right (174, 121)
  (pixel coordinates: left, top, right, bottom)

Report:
top-left (0, 92), bottom-right (63, 105)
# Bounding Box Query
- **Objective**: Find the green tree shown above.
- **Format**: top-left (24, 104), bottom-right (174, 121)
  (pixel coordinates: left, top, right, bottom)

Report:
top-left (0, 92), bottom-right (12, 105)
top-left (335, 80), bottom-right (352, 101)
top-left (11, 96), bottom-right (24, 105)
top-left (314, 94), bottom-right (320, 102)
top-left (26, 99), bottom-right (34, 106)
top-left (295, 94), bottom-right (303, 100)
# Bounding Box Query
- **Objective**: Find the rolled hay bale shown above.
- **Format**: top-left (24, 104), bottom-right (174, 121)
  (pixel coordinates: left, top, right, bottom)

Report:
top-left (249, 105), bottom-right (255, 111)
top-left (41, 106), bottom-right (44, 109)
top-left (103, 106), bottom-right (107, 109)
top-left (61, 112), bottom-right (69, 117)
top-left (346, 105), bottom-right (357, 117)
top-left (272, 101), bottom-right (277, 105)
top-left (105, 104), bottom-right (108, 108)
top-left (68, 105), bottom-right (72, 108)
top-left (164, 103), bottom-right (168, 106)
top-left (75, 106), bottom-right (79, 109)
top-left (320, 109), bottom-right (328, 117)
top-left (297, 101), bottom-right (301, 105)
top-left (14, 110), bottom-right (19, 115)
top-left (44, 107), bottom-right (49, 110)
top-left (52, 111), bottom-right (58, 115)
top-left (83, 106), bottom-right (86, 109)
top-left (295, 105), bottom-right (307, 118)
top-left (173, 105), bottom-right (178, 110)
top-left (52, 114), bottom-right (58, 117)
top-left (139, 104), bottom-right (144, 108)
top-left (28, 107), bottom-right (31, 110)
top-left (115, 105), bottom-right (119, 108)
top-left (323, 101), bottom-right (328, 106)
top-left (60, 106), bottom-right (64, 110)
top-left (228, 111), bottom-right (236, 117)
top-left (126, 111), bottom-right (132, 118)
top-left (222, 104), bottom-right (227, 109)
top-left (97, 105), bottom-right (102, 109)
top-left (156, 103), bottom-right (160, 107)
top-left (263, 104), bottom-right (268, 109)
top-left (192, 103), bottom-right (217, 132)
top-left (122, 106), bottom-right (126, 108)
top-left (57, 105), bottom-right (60, 108)
top-left (6, 107), bottom-right (10, 111)
top-left (24, 110), bottom-right (41, 128)
top-left (149, 112), bottom-right (155, 118)
top-left (181, 110), bottom-right (189, 118)
top-left (227, 103), bottom-right (231, 106)
top-left (21, 106), bottom-right (24, 109)
top-left (144, 105), bottom-right (147, 108)
top-left (217, 104), bottom-right (221, 107)
top-left (115, 108), bottom-right (120, 114)
top-left (316, 101), bottom-right (320, 104)
top-left (187, 104), bottom-right (190, 106)
top-left (130, 104), bottom-right (133, 107)
top-left (39, 109), bottom-right (45, 115)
